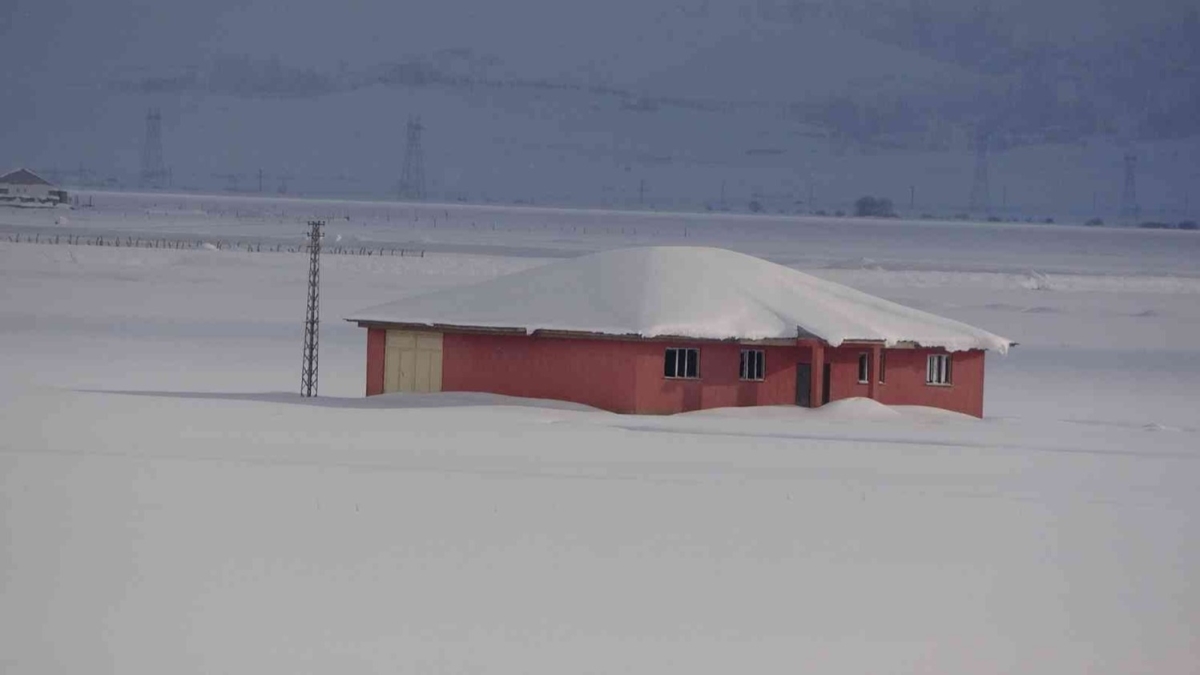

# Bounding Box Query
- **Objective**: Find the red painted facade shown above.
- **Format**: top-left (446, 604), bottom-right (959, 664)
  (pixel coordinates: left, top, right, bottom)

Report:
top-left (365, 327), bottom-right (386, 396)
top-left (362, 327), bottom-right (989, 417)
top-left (874, 347), bottom-right (985, 417)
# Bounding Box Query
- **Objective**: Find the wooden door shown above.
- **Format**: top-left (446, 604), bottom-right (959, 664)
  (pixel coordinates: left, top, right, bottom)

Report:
top-left (384, 331), bottom-right (443, 393)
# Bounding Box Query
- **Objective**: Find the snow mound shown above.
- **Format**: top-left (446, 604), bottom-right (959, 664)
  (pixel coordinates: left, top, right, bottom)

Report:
top-left (891, 405), bottom-right (979, 423)
top-left (681, 398), bottom-right (902, 421)
top-left (811, 397), bottom-right (903, 420)
top-left (348, 247), bottom-right (1013, 353)
top-left (676, 405), bottom-right (817, 420)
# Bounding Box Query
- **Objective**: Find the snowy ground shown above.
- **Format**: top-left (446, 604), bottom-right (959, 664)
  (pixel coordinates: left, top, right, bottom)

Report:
top-left (1, 196), bottom-right (1198, 673)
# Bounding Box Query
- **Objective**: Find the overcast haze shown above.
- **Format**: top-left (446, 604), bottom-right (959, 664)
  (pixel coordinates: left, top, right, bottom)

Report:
top-left (3, 0), bottom-right (1197, 218)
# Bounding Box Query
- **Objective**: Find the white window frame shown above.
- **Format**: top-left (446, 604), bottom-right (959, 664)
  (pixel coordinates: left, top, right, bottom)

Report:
top-left (739, 349), bottom-right (765, 381)
top-left (664, 347), bottom-right (700, 380)
top-left (926, 354), bottom-right (952, 385)
top-left (857, 353), bottom-right (870, 384)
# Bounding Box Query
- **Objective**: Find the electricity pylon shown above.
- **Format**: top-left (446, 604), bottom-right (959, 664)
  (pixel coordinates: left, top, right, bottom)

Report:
top-left (140, 108), bottom-right (169, 189)
top-left (398, 117), bottom-right (426, 201)
top-left (968, 133), bottom-right (990, 215)
top-left (301, 220), bottom-right (324, 398)
top-left (1120, 152), bottom-right (1139, 224)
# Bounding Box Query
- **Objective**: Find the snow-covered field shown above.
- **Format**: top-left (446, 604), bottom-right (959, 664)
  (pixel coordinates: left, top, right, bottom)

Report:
top-left (2, 195), bottom-right (1198, 673)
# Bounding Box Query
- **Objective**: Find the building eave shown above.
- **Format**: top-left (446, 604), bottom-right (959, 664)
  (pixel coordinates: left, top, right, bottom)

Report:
top-left (350, 319), bottom-right (1015, 353)
top-left (349, 319), bottom-right (805, 346)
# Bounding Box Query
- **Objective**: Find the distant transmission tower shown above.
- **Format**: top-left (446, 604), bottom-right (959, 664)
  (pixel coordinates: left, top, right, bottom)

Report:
top-left (398, 116), bottom-right (426, 200)
top-left (1120, 152), bottom-right (1140, 224)
top-left (140, 108), bottom-right (169, 189)
top-left (300, 220), bottom-right (324, 398)
top-left (968, 132), bottom-right (990, 215)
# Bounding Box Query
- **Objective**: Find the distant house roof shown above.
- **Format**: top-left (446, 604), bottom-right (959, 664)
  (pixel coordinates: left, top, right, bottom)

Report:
top-left (348, 246), bottom-right (1014, 353)
top-left (0, 168), bottom-right (55, 186)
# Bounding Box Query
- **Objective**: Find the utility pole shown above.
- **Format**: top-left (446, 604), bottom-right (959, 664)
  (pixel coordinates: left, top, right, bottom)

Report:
top-left (300, 220), bottom-right (324, 398)
top-left (638, 178), bottom-right (646, 207)
top-left (258, 168), bottom-right (264, 193)
top-left (909, 185), bottom-right (916, 211)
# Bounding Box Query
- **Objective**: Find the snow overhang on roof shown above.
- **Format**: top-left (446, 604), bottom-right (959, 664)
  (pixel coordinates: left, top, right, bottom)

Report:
top-left (347, 246), bottom-right (1014, 354)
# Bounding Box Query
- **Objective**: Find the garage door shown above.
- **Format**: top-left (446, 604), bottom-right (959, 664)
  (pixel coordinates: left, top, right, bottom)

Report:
top-left (383, 331), bottom-right (443, 393)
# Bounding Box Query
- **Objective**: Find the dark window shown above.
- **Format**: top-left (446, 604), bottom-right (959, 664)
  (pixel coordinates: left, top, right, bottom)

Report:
top-left (664, 347), bottom-right (700, 379)
top-left (926, 354), bottom-right (952, 385)
top-left (879, 351), bottom-right (887, 383)
top-left (857, 353), bottom-right (869, 383)
top-left (739, 349), bottom-right (765, 381)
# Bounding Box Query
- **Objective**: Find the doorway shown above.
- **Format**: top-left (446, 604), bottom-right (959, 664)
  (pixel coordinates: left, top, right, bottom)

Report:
top-left (384, 330), bottom-right (444, 393)
top-left (796, 362), bottom-right (832, 407)
top-left (796, 363), bottom-right (811, 407)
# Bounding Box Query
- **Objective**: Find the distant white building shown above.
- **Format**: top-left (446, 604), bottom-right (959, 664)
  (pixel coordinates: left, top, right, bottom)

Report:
top-left (0, 168), bottom-right (69, 207)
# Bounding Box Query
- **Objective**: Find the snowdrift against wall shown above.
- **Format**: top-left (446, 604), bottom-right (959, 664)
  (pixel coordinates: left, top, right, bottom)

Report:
top-left (349, 247), bottom-right (1013, 353)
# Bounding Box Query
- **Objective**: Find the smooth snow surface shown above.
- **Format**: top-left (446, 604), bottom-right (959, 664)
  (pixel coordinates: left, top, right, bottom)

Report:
top-left (350, 246), bottom-right (1013, 352)
top-left (2, 195), bottom-right (1198, 675)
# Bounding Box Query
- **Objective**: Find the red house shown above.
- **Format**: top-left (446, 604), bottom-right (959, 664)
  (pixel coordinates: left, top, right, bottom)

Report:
top-left (348, 247), bottom-right (1012, 417)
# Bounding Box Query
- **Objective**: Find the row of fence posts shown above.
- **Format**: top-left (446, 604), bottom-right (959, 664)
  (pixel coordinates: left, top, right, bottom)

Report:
top-left (3, 232), bottom-right (425, 257)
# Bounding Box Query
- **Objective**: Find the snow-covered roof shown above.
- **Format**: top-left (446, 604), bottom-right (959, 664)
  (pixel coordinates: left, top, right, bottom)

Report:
top-left (348, 247), bottom-right (1013, 353)
top-left (0, 168), bottom-right (54, 186)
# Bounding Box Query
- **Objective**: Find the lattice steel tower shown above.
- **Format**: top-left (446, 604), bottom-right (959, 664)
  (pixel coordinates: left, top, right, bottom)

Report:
top-left (300, 220), bottom-right (324, 398)
top-left (398, 116), bottom-right (426, 200)
top-left (140, 108), bottom-right (169, 189)
top-left (968, 132), bottom-right (990, 215)
top-left (1120, 152), bottom-right (1139, 223)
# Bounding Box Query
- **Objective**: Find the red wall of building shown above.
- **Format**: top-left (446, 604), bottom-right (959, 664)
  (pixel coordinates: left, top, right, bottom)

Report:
top-left (873, 348), bottom-right (986, 417)
top-left (365, 327), bottom-right (386, 396)
top-left (630, 341), bottom-right (808, 414)
top-left (364, 328), bottom-right (988, 417)
top-left (439, 334), bottom-right (811, 414)
top-left (826, 346), bottom-right (873, 402)
top-left (808, 345), bottom-right (985, 416)
top-left (442, 333), bottom-right (644, 413)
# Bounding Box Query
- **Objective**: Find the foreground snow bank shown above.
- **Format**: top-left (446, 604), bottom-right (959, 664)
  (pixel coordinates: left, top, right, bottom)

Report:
top-left (681, 397), bottom-right (904, 421)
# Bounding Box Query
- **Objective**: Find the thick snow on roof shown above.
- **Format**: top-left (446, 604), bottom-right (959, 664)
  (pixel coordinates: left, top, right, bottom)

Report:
top-left (349, 247), bottom-right (1013, 353)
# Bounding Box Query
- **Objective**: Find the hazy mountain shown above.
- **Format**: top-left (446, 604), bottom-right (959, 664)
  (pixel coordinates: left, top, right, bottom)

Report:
top-left (2, 0), bottom-right (1196, 217)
